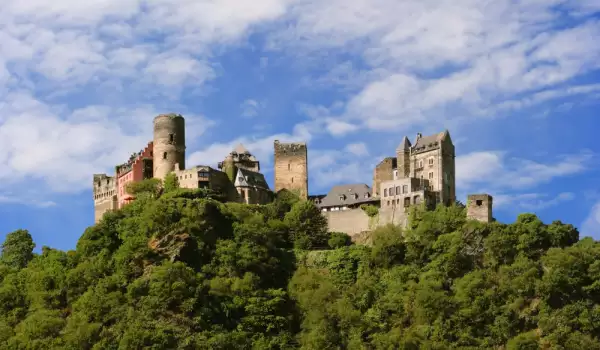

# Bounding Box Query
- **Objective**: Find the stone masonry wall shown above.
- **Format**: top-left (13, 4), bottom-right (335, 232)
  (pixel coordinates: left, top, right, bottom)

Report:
top-left (467, 194), bottom-right (493, 223)
top-left (372, 157), bottom-right (396, 197)
top-left (324, 209), bottom-right (371, 237)
top-left (94, 196), bottom-right (118, 224)
top-left (93, 174), bottom-right (117, 223)
top-left (274, 140), bottom-right (308, 199)
top-left (324, 206), bottom-right (409, 240)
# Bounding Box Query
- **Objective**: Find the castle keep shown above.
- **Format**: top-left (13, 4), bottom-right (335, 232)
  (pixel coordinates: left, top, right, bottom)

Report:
top-left (93, 116), bottom-right (493, 235)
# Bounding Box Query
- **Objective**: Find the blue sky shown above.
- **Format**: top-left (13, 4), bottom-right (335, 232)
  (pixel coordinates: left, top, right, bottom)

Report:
top-left (0, 0), bottom-right (599, 251)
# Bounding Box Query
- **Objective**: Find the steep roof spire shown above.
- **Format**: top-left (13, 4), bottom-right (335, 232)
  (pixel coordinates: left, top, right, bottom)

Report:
top-left (396, 136), bottom-right (412, 151)
top-left (233, 143), bottom-right (250, 154)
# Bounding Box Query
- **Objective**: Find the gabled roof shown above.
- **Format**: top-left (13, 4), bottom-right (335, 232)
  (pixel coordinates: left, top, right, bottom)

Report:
top-left (318, 183), bottom-right (376, 208)
top-left (234, 168), bottom-right (270, 190)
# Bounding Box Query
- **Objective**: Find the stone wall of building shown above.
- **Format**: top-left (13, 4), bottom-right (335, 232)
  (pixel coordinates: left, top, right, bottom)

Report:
top-left (274, 140), bottom-right (308, 199)
top-left (467, 194), bottom-right (493, 223)
top-left (324, 206), bottom-right (410, 239)
top-left (93, 174), bottom-right (117, 223)
top-left (372, 157), bottom-right (396, 197)
top-left (323, 209), bottom-right (371, 237)
top-left (174, 164), bottom-right (240, 202)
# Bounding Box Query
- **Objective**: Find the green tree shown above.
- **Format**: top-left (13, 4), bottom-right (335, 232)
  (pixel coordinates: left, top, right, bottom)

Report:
top-left (284, 201), bottom-right (328, 249)
top-left (163, 172), bottom-right (180, 193)
top-left (125, 178), bottom-right (162, 199)
top-left (328, 232), bottom-right (352, 249)
top-left (1, 229), bottom-right (35, 269)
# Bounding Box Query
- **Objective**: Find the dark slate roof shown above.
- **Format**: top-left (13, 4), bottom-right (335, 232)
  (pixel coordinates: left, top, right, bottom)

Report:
top-left (318, 184), bottom-right (375, 208)
top-left (234, 168), bottom-right (270, 190)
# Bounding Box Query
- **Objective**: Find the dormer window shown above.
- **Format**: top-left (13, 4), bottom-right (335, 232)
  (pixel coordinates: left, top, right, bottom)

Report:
top-left (339, 194), bottom-right (346, 201)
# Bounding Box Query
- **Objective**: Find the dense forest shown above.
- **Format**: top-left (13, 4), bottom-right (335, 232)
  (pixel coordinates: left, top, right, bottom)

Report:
top-left (1, 176), bottom-right (599, 349)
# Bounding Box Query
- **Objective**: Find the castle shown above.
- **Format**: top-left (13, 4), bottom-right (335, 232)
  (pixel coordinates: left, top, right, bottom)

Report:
top-left (93, 114), bottom-right (494, 236)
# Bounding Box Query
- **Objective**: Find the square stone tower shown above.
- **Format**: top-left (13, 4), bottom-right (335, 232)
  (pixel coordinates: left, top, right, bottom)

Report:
top-left (467, 194), bottom-right (493, 223)
top-left (274, 140), bottom-right (308, 199)
top-left (408, 131), bottom-right (456, 206)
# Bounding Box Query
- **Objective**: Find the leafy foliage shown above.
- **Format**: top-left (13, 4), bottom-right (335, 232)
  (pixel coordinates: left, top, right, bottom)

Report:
top-left (1, 193), bottom-right (599, 349)
top-left (162, 172), bottom-right (180, 193)
top-left (360, 204), bottom-right (379, 217)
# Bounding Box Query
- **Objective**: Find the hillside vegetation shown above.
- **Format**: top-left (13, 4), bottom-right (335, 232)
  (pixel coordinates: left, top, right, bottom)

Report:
top-left (0, 180), bottom-right (599, 349)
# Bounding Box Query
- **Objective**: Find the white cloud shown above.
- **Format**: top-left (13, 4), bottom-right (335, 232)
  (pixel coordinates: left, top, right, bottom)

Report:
top-left (454, 150), bottom-right (594, 211)
top-left (581, 201), bottom-right (600, 239)
top-left (0, 92), bottom-right (212, 194)
top-left (0, 194), bottom-right (56, 208)
top-left (270, 1), bottom-right (600, 134)
top-left (456, 150), bottom-right (593, 190)
top-left (493, 192), bottom-right (575, 211)
top-left (345, 143), bottom-right (369, 157)
top-left (240, 99), bottom-right (261, 118)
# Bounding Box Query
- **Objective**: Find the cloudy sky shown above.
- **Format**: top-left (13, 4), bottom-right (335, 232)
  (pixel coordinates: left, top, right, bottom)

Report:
top-left (0, 0), bottom-right (599, 250)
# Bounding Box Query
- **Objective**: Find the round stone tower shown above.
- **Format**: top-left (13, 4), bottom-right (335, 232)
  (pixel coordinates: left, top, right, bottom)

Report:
top-left (153, 113), bottom-right (186, 181)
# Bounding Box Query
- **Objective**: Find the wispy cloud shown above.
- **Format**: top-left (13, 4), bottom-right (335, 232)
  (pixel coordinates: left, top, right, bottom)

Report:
top-left (240, 99), bottom-right (261, 118)
top-left (581, 201), bottom-right (600, 239)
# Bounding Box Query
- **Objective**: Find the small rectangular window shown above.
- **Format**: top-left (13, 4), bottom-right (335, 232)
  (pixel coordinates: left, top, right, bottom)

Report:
top-left (384, 188), bottom-right (388, 197)
top-left (429, 172), bottom-right (434, 179)
top-left (163, 152), bottom-right (167, 159)
top-left (169, 134), bottom-right (174, 142)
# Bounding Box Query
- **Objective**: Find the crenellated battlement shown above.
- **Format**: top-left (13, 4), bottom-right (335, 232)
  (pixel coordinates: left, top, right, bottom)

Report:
top-left (274, 140), bottom-right (307, 157)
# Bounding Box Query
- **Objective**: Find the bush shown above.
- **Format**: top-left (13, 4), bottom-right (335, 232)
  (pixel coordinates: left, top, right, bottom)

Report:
top-left (328, 232), bottom-right (352, 249)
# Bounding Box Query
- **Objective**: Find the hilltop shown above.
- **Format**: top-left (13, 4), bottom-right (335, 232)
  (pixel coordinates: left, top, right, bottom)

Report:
top-left (0, 179), bottom-right (599, 349)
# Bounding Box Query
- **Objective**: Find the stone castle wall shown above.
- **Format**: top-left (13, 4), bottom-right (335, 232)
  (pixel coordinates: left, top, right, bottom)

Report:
top-left (274, 140), bottom-right (308, 199)
top-left (93, 174), bottom-right (117, 224)
top-left (324, 206), bottom-right (409, 240)
top-left (372, 157), bottom-right (396, 197)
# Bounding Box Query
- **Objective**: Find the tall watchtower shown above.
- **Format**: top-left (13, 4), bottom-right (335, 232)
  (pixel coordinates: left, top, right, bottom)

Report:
top-left (93, 174), bottom-right (117, 223)
top-left (153, 113), bottom-right (186, 181)
top-left (274, 140), bottom-right (308, 199)
top-left (467, 194), bottom-right (493, 223)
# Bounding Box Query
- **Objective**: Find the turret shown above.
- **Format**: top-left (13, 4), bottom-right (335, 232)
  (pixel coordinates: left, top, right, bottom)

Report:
top-left (153, 113), bottom-right (186, 181)
top-left (396, 136), bottom-right (411, 179)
